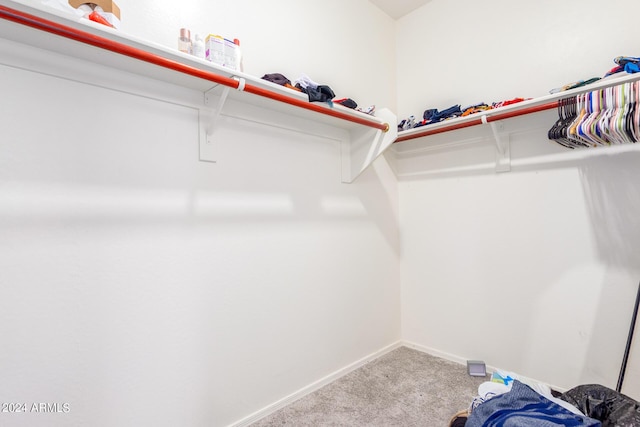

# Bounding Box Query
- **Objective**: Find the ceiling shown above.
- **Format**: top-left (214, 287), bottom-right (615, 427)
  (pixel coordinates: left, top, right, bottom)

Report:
top-left (368, 0), bottom-right (432, 20)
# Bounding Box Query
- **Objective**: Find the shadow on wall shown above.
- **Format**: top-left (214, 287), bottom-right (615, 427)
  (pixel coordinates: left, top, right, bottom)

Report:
top-left (579, 151), bottom-right (640, 269)
top-left (352, 158), bottom-right (401, 256)
top-left (577, 151), bottom-right (640, 388)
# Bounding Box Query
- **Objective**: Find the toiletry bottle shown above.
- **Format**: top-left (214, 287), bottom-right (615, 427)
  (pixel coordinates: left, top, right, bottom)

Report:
top-left (178, 28), bottom-right (192, 54)
top-left (192, 34), bottom-right (205, 59)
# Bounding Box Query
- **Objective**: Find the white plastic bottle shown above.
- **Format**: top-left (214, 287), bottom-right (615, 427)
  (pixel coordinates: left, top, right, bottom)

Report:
top-left (192, 34), bottom-right (205, 59)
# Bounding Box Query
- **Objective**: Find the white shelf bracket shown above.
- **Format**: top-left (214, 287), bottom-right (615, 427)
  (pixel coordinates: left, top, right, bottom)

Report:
top-left (199, 85), bottom-right (231, 163)
top-left (486, 118), bottom-right (510, 172)
top-left (341, 108), bottom-right (397, 183)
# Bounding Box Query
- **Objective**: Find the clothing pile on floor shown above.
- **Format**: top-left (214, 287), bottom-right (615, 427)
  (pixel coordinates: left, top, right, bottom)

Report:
top-left (260, 72), bottom-right (375, 115)
top-left (449, 370), bottom-right (640, 427)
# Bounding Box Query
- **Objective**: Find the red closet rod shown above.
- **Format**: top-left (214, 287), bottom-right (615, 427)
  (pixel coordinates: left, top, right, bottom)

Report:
top-left (394, 101), bottom-right (559, 143)
top-left (0, 4), bottom-right (390, 132)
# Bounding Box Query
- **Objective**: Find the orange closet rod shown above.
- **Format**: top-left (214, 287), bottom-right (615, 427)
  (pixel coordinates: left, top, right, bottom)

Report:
top-left (394, 101), bottom-right (559, 143)
top-left (0, 4), bottom-right (390, 132)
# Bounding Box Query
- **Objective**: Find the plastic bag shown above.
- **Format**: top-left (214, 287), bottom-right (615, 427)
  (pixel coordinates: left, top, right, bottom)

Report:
top-left (560, 384), bottom-right (640, 427)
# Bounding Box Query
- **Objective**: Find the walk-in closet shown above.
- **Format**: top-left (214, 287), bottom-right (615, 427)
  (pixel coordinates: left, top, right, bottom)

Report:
top-left (1, 0), bottom-right (639, 426)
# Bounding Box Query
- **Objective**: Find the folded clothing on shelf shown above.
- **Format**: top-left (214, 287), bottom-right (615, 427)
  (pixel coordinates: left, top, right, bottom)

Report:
top-left (549, 78), bottom-right (601, 94)
top-left (606, 55), bottom-right (640, 76)
top-left (396, 97), bottom-right (531, 132)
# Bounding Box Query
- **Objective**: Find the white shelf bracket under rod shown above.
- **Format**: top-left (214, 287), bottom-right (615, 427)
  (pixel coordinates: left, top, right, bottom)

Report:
top-left (199, 78), bottom-right (245, 163)
top-left (483, 116), bottom-right (511, 172)
top-left (341, 108), bottom-right (397, 183)
top-left (199, 86), bottom-right (229, 163)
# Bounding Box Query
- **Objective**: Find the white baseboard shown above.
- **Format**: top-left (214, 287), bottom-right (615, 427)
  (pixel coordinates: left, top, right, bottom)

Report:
top-left (402, 340), bottom-right (472, 367)
top-left (402, 340), bottom-right (567, 393)
top-left (228, 340), bottom-right (403, 427)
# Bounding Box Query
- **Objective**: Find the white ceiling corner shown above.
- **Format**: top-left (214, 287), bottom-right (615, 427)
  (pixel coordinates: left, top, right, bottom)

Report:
top-left (368, 0), bottom-right (432, 20)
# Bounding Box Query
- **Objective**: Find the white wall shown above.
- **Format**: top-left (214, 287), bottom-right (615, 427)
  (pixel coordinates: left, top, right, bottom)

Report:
top-left (396, 0), bottom-right (640, 121)
top-left (395, 0), bottom-right (640, 395)
top-left (0, 1), bottom-right (400, 426)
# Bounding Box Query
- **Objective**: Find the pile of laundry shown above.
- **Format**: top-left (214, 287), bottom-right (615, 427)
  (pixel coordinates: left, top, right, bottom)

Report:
top-left (549, 55), bottom-right (640, 95)
top-left (397, 98), bottom-right (529, 132)
top-left (450, 369), bottom-right (640, 427)
top-left (260, 73), bottom-right (376, 115)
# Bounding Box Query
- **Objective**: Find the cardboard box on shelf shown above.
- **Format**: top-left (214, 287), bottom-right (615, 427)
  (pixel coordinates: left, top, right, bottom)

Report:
top-left (205, 34), bottom-right (225, 66)
top-left (68, 0), bottom-right (121, 28)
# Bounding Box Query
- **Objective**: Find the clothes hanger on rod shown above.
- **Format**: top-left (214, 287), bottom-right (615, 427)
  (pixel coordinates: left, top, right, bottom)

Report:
top-left (549, 98), bottom-right (577, 148)
top-left (551, 81), bottom-right (640, 148)
top-left (568, 93), bottom-right (591, 148)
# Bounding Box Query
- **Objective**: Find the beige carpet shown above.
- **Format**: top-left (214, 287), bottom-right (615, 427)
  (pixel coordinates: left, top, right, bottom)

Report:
top-left (251, 346), bottom-right (486, 426)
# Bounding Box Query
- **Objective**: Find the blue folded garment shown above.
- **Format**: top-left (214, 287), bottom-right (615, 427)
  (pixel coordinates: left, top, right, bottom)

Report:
top-left (466, 380), bottom-right (601, 427)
